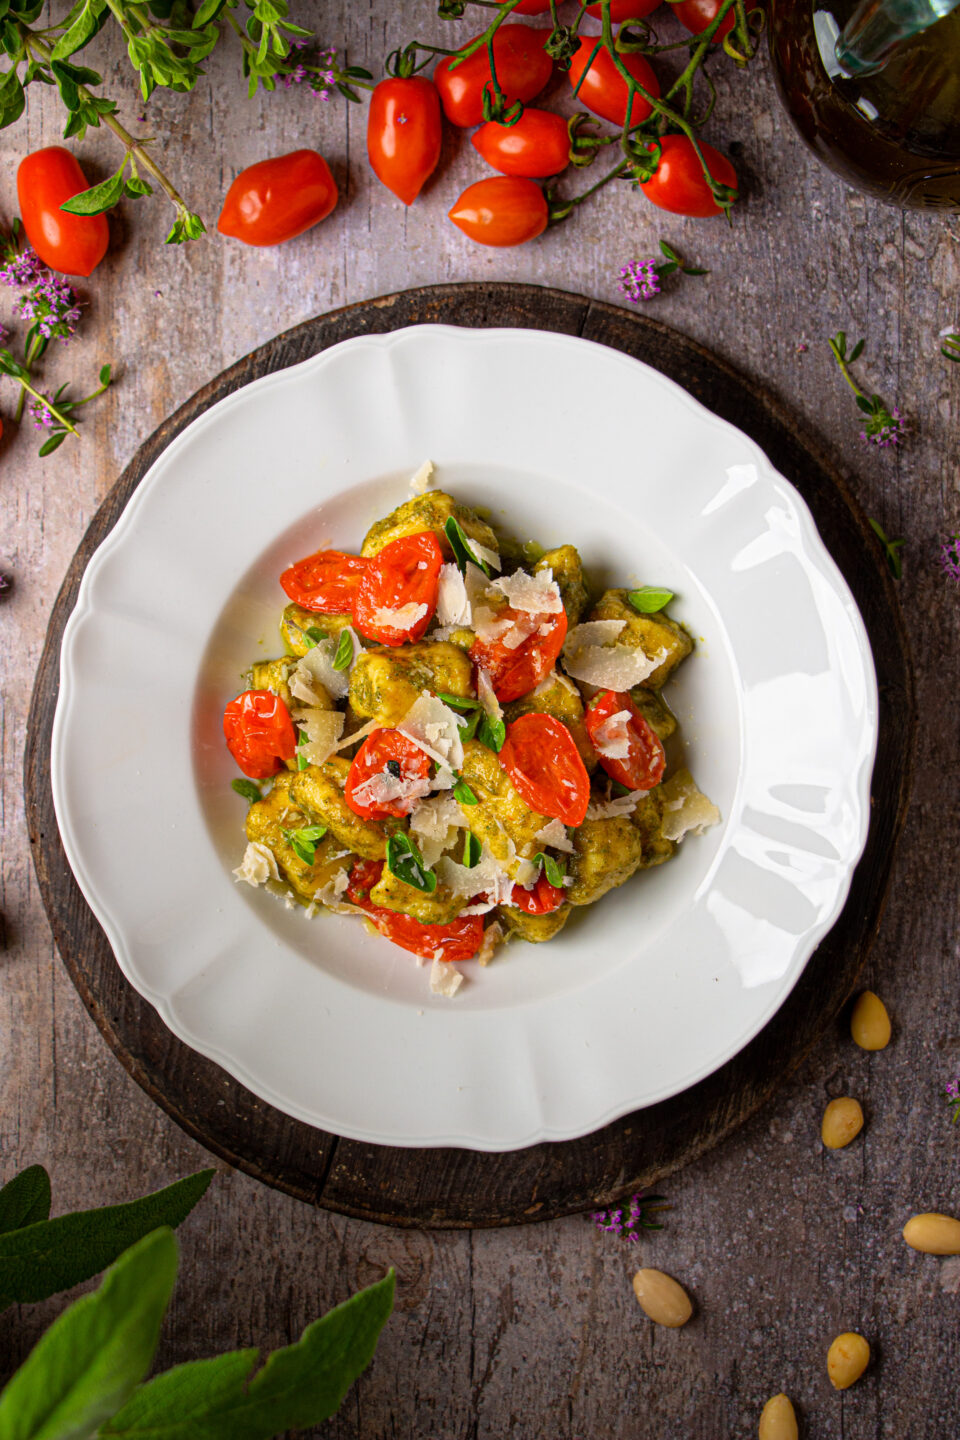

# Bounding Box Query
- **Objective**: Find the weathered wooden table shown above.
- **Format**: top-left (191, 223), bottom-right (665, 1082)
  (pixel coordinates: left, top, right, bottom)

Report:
top-left (3, 2), bottom-right (958, 1434)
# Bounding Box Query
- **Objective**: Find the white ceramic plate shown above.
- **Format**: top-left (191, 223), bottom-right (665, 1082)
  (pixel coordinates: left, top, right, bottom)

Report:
top-left (51, 325), bottom-right (877, 1151)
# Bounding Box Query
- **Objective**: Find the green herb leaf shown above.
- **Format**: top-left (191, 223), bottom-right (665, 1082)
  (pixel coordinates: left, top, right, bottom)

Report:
top-left (231, 777), bottom-right (262, 805)
top-left (462, 832), bottom-right (482, 869)
top-left (849, 337), bottom-right (865, 362)
top-left (453, 775), bottom-right (477, 806)
top-left (456, 709), bottom-right (481, 743)
top-left (386, 834), bottom-right (437, 894)
top-left (0, 1167), bottom-right (51, 1235)
top-left (444, 516), bottom-right (491, 577)
top-left (60, 162), bottom-right (127, 215)
top-left (435, 693), bottom-right (480, 712)
top-left (0, 1169), bottom-right (212, 1310)
top-left (100, 1270), bottom-right (394, 1440)
top-left (0, 1227), bottom-right (178, 1439)
top-left (868, 517), bottom-right (904, 580)
top-left (477, 714), bottom-right (505, 753)
top-left (627, 586), bottom-right (674, 615)
top-left (38, 430), bottom-right (69, 457)
top-left (611, 779), bottom-right (632, 797)
top-left (533, 852), bottom-right (565, 887)
top-left (304, 625), bottom-right (326, 646)
top-left (659, 239), bottom-right (679, 262)
top-left (99, 362), bottom-right (112, 386)
top-left (332, 630), bottom-right (353, 671)
top-left (282, 824), bottom-right (327, 865)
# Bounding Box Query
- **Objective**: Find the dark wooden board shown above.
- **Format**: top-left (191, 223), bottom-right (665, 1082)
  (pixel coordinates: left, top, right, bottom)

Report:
top-left (24, 282), bottom-right (915, 1230)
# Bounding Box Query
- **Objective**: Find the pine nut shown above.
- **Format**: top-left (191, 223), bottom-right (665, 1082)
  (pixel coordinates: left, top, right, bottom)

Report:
top-left (758, 1393), bottom-right (799, 1440)
top-left (821, 1097), bottom-right (864, 1149)
top-left (850, 991), bottom-right (891, 1050)
top-left (631, 1268), bottom-right (693, 1327)
top-left (827, 1331), bottom-right (870, 1389)
top-left (903, 1212), bottom-right (960, 1254)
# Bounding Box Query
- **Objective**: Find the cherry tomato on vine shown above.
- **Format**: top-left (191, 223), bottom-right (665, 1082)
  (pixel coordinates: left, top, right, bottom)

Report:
top-left (639, 134), bottom-right (737, 216)
top-left (16, 148), bottom-right (109, 278)
top-left (472, 109), bottom-right (572, 178)
top-left (673, 0), bottom-right (760, 42)
top-left (448, 177), bottom-right (548, 248)
top-left (217, 150), bottom-right (337, 247)
top-left (584, 690), bottom-right (666, 791)
top-left (345, 860), bottom-right (486, 960)
top-left (584, 0), bottom-right (662, 18)
top-left (223, 689), bottom-right (297, 779)
top-left (353, 531), bottom-right (443, 645)
top-left (367, 76), bottom-right (443, 206)
top-left (434, 26), bottom-right (553, 128)
top-left (512, 870), bottom-right (566, 915)
top-left (500, 713), bottom-right (590, 827)
top-left (495, 0), bottom-right (553, 12)
top-left (470, 603), bottom-right (566, 699)
top-left (279, 549), bottom-right (369, 613)
top-left (345, 730), bottom-right (432, 819)
top-left (567, 38), bottom-right (660, 127)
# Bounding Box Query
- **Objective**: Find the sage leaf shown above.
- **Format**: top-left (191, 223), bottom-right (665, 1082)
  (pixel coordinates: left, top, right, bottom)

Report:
top-left (100, 1270), bottom-right (395, 1440)
top-left (626, 586), bottom-right (674, 615)
top-left (0, 1167), bottom-right (51, 1235)
top-left (0, 1227), bottom-right (177, 1440)
top-left (0, 1169), bottom-right (212, 1310)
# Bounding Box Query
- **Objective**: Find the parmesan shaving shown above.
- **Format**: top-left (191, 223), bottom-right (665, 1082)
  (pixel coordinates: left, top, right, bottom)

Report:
top-left (532, 818), bottom-right (574, 853)
top-left (477, 922), bottom-right (504, 967)
top-left (349, 769), bottom-right (433, 811)
top-left (293, 628), bottom-right (359, 703)
top-left (296, 707), bottom-right (345, 765)
top-left (436, 846), bottom-right (514, 902)
top-left (562, 620), bottom-right (667, 689)
top-left (533, 669), bottom-right (579, 699)
top-left (429, 957), bottom-right (464, 998)
top-left (470, 538), bottom-right (502, 573)
top-left (397, 692), bottom-right (465, 772)
top-left (371, 601), bottom-right (428, 632)
top-left (476, 666), bottom-right (503, 722)
top-left (436, 563), bottom-right (472, 627)
top-left (490, 566), bottom-right (563, 615)
top-left (409, 459), bottom-right (435, 495)
top-left (410, 793), bottom-right (467, 840)
top-left (659, 767), bottom-right (721, 842)
top-left (585, 789), bottom-right (650, 820)
top-left (233, 842), bottom-right (279, 888)
top-left (331, 717), bottom-right (381, 754)
top-left (592, 709), bottom-right (633, 761)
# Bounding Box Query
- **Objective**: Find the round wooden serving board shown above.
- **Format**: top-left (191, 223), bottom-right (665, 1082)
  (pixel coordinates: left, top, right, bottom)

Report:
top-left (25, 284), bottom-right (915, 1229)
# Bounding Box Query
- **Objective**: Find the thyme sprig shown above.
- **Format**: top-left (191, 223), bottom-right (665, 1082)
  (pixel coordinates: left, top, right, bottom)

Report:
top-left (868, 518), bottom-right (904, 581)
top-left (828, 332), bottom-right (906, 448)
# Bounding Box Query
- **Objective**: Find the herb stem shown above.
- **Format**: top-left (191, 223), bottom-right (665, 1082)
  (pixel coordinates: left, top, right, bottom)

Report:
top-left (11, 372), bottom-right (79, 435)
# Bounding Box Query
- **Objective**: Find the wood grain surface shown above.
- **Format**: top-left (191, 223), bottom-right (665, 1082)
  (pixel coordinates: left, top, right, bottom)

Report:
top-left (3, 2), bottom-right (960, 1434)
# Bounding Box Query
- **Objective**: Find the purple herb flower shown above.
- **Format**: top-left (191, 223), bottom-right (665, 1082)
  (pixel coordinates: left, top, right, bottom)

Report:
top-left (591, 1192), bottom-right (667, 1240)
top-left (0, 245), bottom-right (45, 288)
top-left (861, 405), bottom-right (906, 448)
top-left (0, 321), bottom-right (9, 346)
top-left (29, 397), bottom-right (55, 430)
top-left (618, 259), bottom-right (661, 304)
top-left (282, 42), bottom-right (337, 99)
top-left (0, 572), bottom-right (12, 600)
top-left (939, 536), bottom-right (960, 583)
top-left (16, 272), bottom-right (82, 343)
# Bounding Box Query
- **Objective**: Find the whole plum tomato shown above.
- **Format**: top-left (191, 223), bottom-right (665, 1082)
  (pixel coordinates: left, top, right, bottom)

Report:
top-left (16, 147), bottom-right (109, 278)
top-left (217, 150), bottom-right (337, 246)
top-left (448, 176), bottom-right (548, 247)
top-left (673, 0), bottom-right (760, 41)
top-left (435, 26), bottom-right (553, 128)
top-left (567, 38), bottom-right (659, 127)
top-left (639, 134), bottom-right (737, 216)
top-left (367, 76), bottom-right (442, 205)
top-left (584, 0), bottom-right (662, 18)
top-left (472, 109), bottom-right (571, 178)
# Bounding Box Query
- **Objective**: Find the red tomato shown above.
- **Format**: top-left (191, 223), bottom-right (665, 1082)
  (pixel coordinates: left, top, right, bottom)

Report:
top-left (345, 730), bottom-right (432, 819)
top-left (673, 0), bottom-right (759, 41)
top-left (639, 134), bottom-right (737, 216)
top-left (217, 150), bottom-right (337, 247)
top-left (367, 76), bottom-right (443, 206)
top-left (353, 532), bottom-right (443, 645)
top-left (279, 549), bottom-right (368, 614)
top-left (435, 26), bottom-right (553, 128)
top-left (470, 605), bottom-right (567, 702)
top-left (512, 870), bottom-right (566, 914)
top-left (567, 39), bottom-right (659, 127)
top-left (584, 690), bottom-right (666, 790)
top-left (584, 0), bottom-right (662, 16)
top-left (449, 176), bottom-right (548, 248)
top-left (16, 148), bottom-right (109, 278)
top-left (345, 860), bottom-right (486, 960)
top-left (345, 858), bottom-right (385, 905)
top-left (472, 109), bottom-right (571, 178)
top-left (500, 713), bottom-right (590, 826)
top-left (223, 689), bottom-right (297, 779)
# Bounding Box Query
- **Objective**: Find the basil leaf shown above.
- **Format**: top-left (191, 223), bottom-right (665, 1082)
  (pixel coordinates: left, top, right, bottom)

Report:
top-left (304, 625), bottom-right (326, 646)
top-left (453, 776), bottom-right (477, 806)
top-left (463, 832), bottom-right (482, 869)
top-left (0, 1167), bottom-right (51, 1235)
top-left (0, 1169), bottom-right (212, 1309)
top-left (444, 516), bottom-right (491, 577)
top-left (282, 824), bottom-right (327, 865)
top-left (477, 714), bottom-right (505, 753)
top-left (456, 709), bottom-right (480, 742)
top-left (435, 692), bottom-right (480, 712)
top-left (626, 586), bottom-right (674, 615)
top-left (386, 834), bottom-right (437, 894)
top-left (231, 778), bottom-right (262, 805)
top-left (332, 630), bottom-right (353, 672)
top-left (0, 1228), bottom-right (178, 1438)
top-left (100, 1271), bottom-right (395, 1440)
top-left (533, 851), bottom-right (565, 888)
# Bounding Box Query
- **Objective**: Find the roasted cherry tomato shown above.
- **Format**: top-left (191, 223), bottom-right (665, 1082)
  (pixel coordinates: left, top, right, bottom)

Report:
top-left (217, 150), bottom-right (337, 247)
top-left (435, 26), bottom-right (553, 128)
top-left (345, 729), bottom-right (432, 819)
top-left (223, 689), bottom-right (297, 779)
top-left (584, 689), bottom-right (666, 791)
top-left (470, 604), bottom-right (567, 702)
top-left (346, 860), bottom-right (486, 960)
top-left (472, 109), bottom-right (571, 178)
top-left (353, 531), bottom-right (443, 645)
top-left (345, 858), bottom-right (385, 905)
top-left (639, 134), bottom-right (737, 216)
top-left (500, 712), bottom-right (590, 827)
top-left (367, 76), bottom-right (443, 206)
top-left (567, 39), bottom-right (659, 127)
top-left (512, 870), bottom-right (566, 914)
top-left (584, 0), bottom-right (662, 17)
top-left (673, 0), bottom-right (759, 41)
top-left (16, 147), bottom-right (109, 278)
top-left (449, 176), bottom-right (548, 248)
top-left (279, 549), bottom-right (369, 614)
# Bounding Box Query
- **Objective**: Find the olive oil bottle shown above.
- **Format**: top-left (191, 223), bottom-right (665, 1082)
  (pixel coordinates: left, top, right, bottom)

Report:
top-left (769, 0), bottom-right (960, 209)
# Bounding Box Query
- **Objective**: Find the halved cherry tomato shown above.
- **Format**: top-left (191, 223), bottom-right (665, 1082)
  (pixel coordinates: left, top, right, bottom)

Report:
top-left (435, 26), bottom-right (553, 128)
top-left (470, 604), bottom-right (567, 702)
top-left (512, 870), bottom-right (566, 914)
top-left (449, 177), bottom-right (548, 248)
top-left (673, 0), bottom-right (759, 42)
top-left (567, 39), bottom-right (659, 127)
top-left (353, 531), bottom-right (443, 645)
top-left (472, 109), bottom-right (571, 178)
top-left (367, 76), bottom-right (443, 206)
top-left (345, 729), bottom-right (432, 819)
top-left (217, 150), bottom-right (337, 247)
top-left (223, 689), bottom-right (297, 779)
top-left (279, 549), bottom-right (369, 614)
top-left (584, 690), bottom-right (666, 791)
top-left (17, 147), bottom-right (109, 278)
top-left (639, 134), bottom-right (737, 216)
top-left (346, 859), bottom-right (486, 960)
top-left (500, 713), bottom-right (590, 826)
top-left (584, 0), bottom-right (662, 17)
